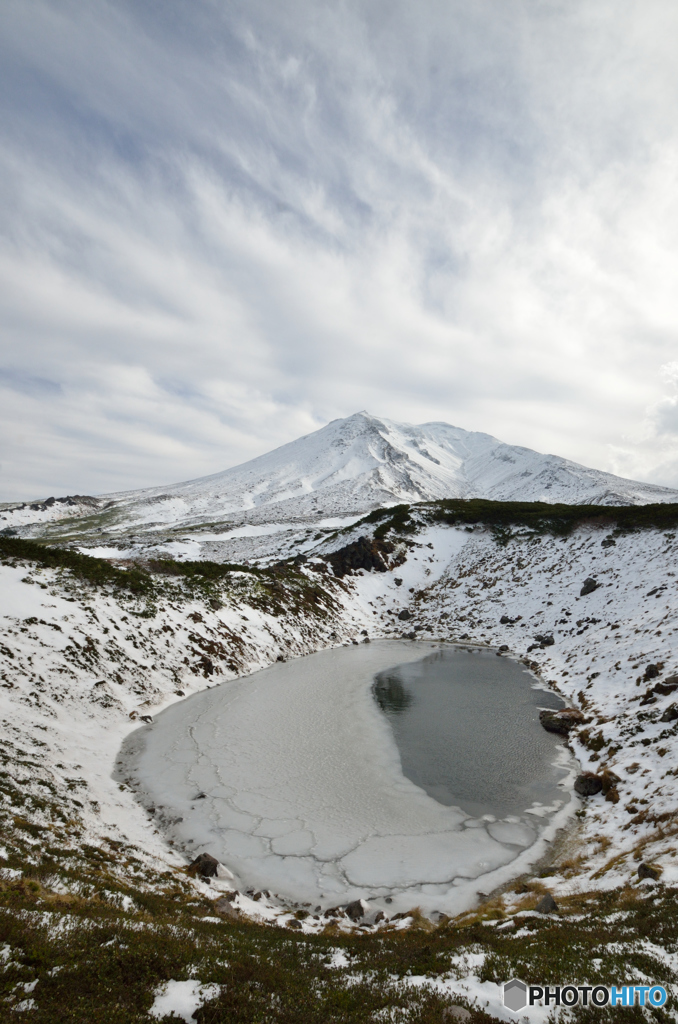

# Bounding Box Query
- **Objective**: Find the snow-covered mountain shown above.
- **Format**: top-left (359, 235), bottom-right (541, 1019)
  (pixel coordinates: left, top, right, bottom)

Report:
top-left (3, 413), bottom-right (678, 544)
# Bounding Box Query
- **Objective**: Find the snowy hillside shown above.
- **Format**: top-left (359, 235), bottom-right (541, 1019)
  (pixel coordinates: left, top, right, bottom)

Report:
top-left (4, 413), bottom-right (677, 548)
top-left (3, 508), bottom-right (678, 1015)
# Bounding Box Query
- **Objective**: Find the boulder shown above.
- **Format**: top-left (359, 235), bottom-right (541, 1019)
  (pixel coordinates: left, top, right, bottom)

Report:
top-left (539, 708), bottom-right (584, 735)
top-left (580, 578), bottom-right (599, 596)
top-left (637, 862), bottom-right (662, 881)
top-left (188, 852), bottom-right (220, 878)
top-left (535, 893), bottom-right (558, 914)
top-left (344, 899), bottom-right (365, 921)
top-left (574, 772), bottom-right (603, 797)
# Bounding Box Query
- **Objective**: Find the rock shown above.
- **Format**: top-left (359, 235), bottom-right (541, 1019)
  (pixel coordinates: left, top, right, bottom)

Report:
top-left (140, 715), bottom-right (153, 724)
top-left (394, 578), bottom-right (403, 586)
top-left (344, 899), bottom-right (365, 921)
top-left (580, 578), bottom-right (599, 596)
top-left (398, 609), bottom-right (411, 621)
top-left (643, 663), bottom-right (660, 681)
top-left (188, 852), bottom-right (220, 878)
top-left (535, 893), bottom-right (558, 914)
top-left (539, 708), bottom-right (583, 734)
top-left (287, 918), bottom-right (302, 929)
top-left (638, 862), bottom-right (662, 881)
top-left (374, 911), bottom-right (385, 923)
top-left (443, 1007), bottom-right (472, 1022)
top-left (174, 690), bottom-right (185, 697)
top-left (660, 703), bottom-right (678, 723)
top-left (654, 679), bottom-right (678, 695)
top-left (574, 772), bottom-right (603, 796)
top-left (214, 897), bottom-right (239, 919)
top-left (499, 644), bottom-right (509, 652)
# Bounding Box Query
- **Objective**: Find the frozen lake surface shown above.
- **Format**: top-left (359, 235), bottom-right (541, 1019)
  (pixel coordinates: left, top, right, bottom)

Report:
top-left (120, 641), bottom-right (575, 915)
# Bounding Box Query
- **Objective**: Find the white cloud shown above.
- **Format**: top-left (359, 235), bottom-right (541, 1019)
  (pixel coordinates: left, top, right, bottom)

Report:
top-left (2, 0), bottom-right (678, 497)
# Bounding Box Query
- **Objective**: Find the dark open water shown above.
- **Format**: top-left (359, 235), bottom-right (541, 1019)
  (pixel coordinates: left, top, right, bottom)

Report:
top-left (373, 647), bottom-right (567, 818)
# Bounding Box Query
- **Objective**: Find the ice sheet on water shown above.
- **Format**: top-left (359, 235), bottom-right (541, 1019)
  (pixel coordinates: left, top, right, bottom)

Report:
top-left (123, 641), bottom-right (574, 915)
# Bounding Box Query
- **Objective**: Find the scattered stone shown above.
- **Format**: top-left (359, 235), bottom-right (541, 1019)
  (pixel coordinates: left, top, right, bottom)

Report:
top-left (535, 893), bottom-right (558, 914)
top-left (638, 862), bottom-right (662, 881)
top-left (344, 899), bottom-right (365, 921)
top-left (574, 772), bottom-right (603, 796)
top-left (660, 704), bottom-right (678, 723)
top-left (188, 852), bottom-right (220, 878)
top-left (580, 578), bottom-right (599, 596)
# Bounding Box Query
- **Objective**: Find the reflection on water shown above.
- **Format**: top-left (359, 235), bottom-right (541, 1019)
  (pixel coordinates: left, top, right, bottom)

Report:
top-left (373, 673), bottom-right (414, 715)
top-left (373, 647), bottom-right (568, 818)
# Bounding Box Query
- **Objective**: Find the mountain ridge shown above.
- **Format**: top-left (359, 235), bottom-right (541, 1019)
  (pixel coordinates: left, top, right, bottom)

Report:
top-left (3, 412), bottom-right (677, 550)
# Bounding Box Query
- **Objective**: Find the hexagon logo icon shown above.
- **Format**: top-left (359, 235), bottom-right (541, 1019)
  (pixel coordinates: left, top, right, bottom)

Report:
top-left (503, 979), bottom-right (527, 1012)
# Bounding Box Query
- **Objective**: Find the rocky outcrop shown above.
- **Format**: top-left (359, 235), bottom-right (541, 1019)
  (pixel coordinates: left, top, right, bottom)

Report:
top-left (326, 536), bottom-right (395, 578)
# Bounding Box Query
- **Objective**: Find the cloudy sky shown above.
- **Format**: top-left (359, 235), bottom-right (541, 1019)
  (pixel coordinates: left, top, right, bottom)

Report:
top-left (2, 0), bottom-right (678, 500)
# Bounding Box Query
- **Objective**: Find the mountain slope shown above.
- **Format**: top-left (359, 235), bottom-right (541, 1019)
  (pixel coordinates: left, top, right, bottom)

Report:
top-left (4, 412), bottom-right (678, 543)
